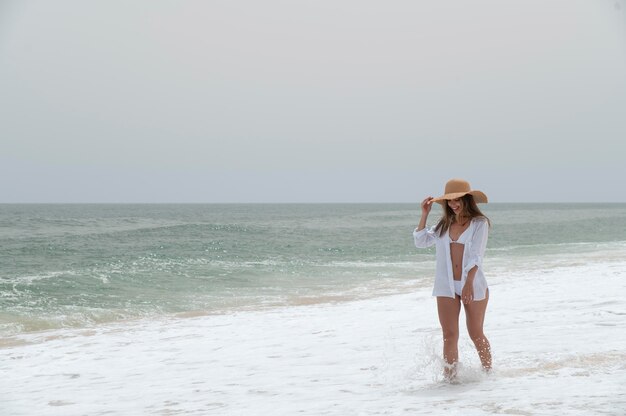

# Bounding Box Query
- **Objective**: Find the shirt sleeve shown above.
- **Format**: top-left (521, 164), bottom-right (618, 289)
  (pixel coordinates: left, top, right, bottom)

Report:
top-left (413, 226), bottom-right (437, 248)
top-left (464, 218), bottom-right (489, 273)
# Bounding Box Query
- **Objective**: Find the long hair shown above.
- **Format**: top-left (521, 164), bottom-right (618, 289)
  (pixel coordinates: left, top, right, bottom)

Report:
top-left (434, 194), bottom-right (491, 237)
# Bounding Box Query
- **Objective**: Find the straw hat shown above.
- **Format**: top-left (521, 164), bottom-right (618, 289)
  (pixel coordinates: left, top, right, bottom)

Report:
top-left (431, 178), bottom-right (488, 205)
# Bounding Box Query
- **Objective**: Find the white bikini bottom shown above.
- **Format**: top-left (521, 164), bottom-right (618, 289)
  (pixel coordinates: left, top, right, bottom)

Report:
top-left (453, 279), bottom-right (463, 296)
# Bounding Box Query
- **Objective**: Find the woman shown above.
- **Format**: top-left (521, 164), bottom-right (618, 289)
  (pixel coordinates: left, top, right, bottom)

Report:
top-left (413, 178), bottom-right (492, 381)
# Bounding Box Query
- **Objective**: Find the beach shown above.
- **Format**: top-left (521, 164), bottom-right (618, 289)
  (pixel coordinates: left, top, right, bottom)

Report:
top-left (2, 203), bottom-right (626, 415)
top-left (4, 0), bottom-right (626, 413)
top-left (3, 254), bottom-right (626, 415)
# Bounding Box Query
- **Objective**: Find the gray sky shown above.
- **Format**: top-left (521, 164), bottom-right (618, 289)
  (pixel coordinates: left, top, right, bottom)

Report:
top-left (1, 0), bottom-right (625, 203)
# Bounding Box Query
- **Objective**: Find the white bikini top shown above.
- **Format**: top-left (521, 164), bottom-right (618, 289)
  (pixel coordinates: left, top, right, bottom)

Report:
top-left (448, 222), bottom-right (472, 245)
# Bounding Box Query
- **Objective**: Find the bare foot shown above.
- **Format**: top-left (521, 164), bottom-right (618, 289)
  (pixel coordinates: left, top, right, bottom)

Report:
top-left (443, 361), bottom-right (458, 383)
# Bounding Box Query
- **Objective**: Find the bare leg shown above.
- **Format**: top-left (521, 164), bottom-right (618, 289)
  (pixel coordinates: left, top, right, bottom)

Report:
top-left (464, 288), bottom-right (492, 371)
top-left (437, 295), bottom-right (461, 380)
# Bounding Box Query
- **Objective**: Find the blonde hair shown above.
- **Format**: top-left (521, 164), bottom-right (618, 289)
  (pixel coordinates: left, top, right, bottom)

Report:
top-left (434, 194), bottom-right (491, 237)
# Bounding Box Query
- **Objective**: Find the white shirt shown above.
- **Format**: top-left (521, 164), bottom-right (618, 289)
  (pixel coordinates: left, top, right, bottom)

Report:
top-left (413, 217), bottom-right (490, 300)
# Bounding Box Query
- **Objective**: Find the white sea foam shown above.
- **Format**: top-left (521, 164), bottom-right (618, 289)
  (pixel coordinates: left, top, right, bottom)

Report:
top-left (2, 259), bottom-right (626, 415)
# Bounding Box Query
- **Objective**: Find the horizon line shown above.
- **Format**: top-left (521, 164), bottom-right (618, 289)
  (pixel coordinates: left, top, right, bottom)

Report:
top-left (1, 201), bottom-right (624, 205)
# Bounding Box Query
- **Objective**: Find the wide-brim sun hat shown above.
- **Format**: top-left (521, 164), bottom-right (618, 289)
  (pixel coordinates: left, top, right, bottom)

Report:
top-left (431, 178), bottom-right (488, 206)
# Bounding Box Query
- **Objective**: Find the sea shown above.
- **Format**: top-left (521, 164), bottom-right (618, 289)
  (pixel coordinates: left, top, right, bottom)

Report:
top-left (2, 203), bottom-right (626, 415)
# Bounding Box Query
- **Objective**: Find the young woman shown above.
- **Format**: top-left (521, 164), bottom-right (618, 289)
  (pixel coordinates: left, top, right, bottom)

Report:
top-left (413, 178), bottom-right (492, 381)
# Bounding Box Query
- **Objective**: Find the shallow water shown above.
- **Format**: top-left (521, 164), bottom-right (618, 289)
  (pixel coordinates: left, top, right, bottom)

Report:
top-left (2, 259), bottom-right (626, 415)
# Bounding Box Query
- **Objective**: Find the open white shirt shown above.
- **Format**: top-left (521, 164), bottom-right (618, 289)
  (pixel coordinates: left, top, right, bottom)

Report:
top-left (413, 217), bottom-right (490, 300)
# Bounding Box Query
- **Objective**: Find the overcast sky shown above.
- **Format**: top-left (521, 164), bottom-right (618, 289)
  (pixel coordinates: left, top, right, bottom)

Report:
top-left (1, 0), bottom-right (625, 203)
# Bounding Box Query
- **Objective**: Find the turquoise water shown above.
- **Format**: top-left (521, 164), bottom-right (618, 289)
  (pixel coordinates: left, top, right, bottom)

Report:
top-left (1, 203), bottom-right (625, 336)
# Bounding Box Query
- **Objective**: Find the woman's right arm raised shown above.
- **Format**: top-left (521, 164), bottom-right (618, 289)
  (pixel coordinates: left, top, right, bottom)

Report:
top-left (416, 196), bottom-right (433, 231)
top-left (413, 196), bottom-right (436, 248)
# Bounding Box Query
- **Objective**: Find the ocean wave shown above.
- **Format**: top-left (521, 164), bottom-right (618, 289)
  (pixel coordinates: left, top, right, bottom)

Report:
top-left (489, 240), bottom-right (626, 252)
top-left (325, 260), bottom-right (429, 269)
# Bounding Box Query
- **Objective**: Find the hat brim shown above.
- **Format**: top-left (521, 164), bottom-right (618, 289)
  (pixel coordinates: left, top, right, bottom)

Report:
top-left (431, 190), bottom-right (488, 206)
